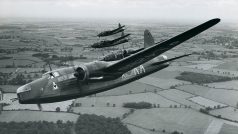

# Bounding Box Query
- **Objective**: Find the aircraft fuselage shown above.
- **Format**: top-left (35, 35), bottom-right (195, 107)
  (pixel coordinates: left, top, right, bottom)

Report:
top-left (17, 58), bottom-right (168, 104)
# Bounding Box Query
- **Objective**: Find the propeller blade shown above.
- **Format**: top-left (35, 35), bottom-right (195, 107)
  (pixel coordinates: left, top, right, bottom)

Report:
top-left (37, 104), bottom-right (42, 111)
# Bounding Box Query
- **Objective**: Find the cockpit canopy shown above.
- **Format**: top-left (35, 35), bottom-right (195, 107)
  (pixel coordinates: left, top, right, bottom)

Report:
top-left (42, 71), bottom-right (60, 79)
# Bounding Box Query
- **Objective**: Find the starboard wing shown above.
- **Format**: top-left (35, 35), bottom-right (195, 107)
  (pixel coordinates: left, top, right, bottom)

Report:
top-left (103, 18), bottom-right (220, 73)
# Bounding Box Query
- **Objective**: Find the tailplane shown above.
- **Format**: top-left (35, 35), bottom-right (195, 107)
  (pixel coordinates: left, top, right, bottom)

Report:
top-left (144, 29), bottom-right (155, 48)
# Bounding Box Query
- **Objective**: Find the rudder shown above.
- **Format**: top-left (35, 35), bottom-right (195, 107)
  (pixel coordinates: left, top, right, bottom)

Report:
top-left (144, 29), bottom-right (155, 48)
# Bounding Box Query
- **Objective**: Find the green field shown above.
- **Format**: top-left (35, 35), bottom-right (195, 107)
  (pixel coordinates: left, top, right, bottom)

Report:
top-left (123, 108), bottom-right (214, 134)
top-left (158, 89), bottom-right (201, 109)
top-left (219, 123), bottom-right (238, 134)
top-left (96, 81), bottom-right (159, 97)
top-left (138, 76), bottom-right (190, 89)
top-left (215, 61), bottom-right (238, 71)
top-left (176, 85), bottom-right (238, 107)
top-left (0, 85), bottom-right (19, 93)
top-left (0, 111), bottom-right (79, 122)
top-left (211, 107), bottom-right (238, 122)
top-left (74, 92), bottom-right (179, 108)
top-left (72, 107), bottom-right (129, 118)
top-left (208, 80), bottom-right (238, 90)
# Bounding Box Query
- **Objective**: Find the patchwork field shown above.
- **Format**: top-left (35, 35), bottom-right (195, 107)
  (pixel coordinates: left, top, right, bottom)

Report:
top-left (149, 68), bottom-right (181, 79)
top-left (207, 80), bottom-right (238, 90)
top-left (0, 111), bottom-right (79, 122)
top-left (211, 107), bottom-right (238, 122)
top-left (176, 85), bottom-right (238, 107)
top-left (126, 124), bottom-right (162, 134)
top-left (184, 64), bottom-right (218, 70)
top-left (218, 123), bottom-right (238, 134)
top-left (0, 85), bottom-right (19, 93)
top-left (188, 96), bottom-right (227, 108)
top-left (158, 89), bottom-right (202, 109)
top-left (215, 61), bottom-right (238, 71)
top-left (1, 93), bottom-right (74, 111)
top-left (1, 19), bottom-right (238, 134)
top-left (138, 76), bottom-right (190, 89)
top-left (123, 108), bottom-right (214, 134)
top-left (72, 107), bottom-right (129, 118)
top-left (96, 81), bottom-right (159, 97)
top-left (74, 92), bottom-right (179, 108)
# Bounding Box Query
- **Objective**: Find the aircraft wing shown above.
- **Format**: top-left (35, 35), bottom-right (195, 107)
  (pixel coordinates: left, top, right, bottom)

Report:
top-left (103, 18), bottom-right (220, 73)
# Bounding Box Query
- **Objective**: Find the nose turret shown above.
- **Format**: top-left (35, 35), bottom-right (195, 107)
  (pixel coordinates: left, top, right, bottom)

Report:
top-left (17, 85), bottom-right (30, 94)
top-left (16, 84), bottom-right (32, 104)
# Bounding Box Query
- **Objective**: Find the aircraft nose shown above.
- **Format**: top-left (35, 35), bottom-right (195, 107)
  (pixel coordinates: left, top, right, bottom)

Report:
top-left (17, 85), bottom-right (25, 94)
top-left (16, 84), bottom-right (32, 103)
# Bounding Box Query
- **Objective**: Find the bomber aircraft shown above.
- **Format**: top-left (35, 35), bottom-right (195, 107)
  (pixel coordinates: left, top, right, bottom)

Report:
top-left (100, 29), bottom-right (158, 61)
top-left (97, 23), bottom-right (125, 37)
top-left (16, 19), bottom-right (220, 109)
top-left (91, 33), bottom-right (130, 48)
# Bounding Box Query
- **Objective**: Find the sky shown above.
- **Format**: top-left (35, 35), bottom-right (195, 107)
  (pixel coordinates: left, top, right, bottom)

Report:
top-left (0, 0), bottom-right (237, 22)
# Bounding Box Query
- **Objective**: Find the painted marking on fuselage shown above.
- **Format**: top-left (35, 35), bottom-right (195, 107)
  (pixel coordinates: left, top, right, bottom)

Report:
top-left (122, 65), bottom-right (145, 79)
top-left (53, 82), bottom-right (58, 90)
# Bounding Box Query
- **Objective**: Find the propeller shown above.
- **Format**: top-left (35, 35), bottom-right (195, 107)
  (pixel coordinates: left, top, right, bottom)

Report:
top-left (67, 48), bottom-right (79, 80)
top-left (37, 103), bottom-right (42, 111)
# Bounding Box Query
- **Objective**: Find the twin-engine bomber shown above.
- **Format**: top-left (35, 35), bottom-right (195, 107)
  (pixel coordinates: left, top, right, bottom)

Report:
top-left (91, 33), bottom-right (130, 48)
top-left (16, 19), bottom-right (220, 109)
top-left (97, 23), bottom-right (125, 37)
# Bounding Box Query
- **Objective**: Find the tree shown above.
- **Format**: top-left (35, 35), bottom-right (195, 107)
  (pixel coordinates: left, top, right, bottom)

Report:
top-left (171, 131), bottom-right (180, 134)
top-left (27, 74), bottom-right (32, 79)
top-left (75, 114), bottom-right (131, 134)
top-left (157, 104), bottom-right (160, 108)
top-left (34, 73), bottom-right (39, 78)
top-left (123, 102), bottom-right (152, 109)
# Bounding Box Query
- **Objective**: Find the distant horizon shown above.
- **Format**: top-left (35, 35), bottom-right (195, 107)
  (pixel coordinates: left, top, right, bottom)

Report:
top-left (0, 16), bottom-right (230, 23)
top-left (0, 0), bottom-right (237, 24)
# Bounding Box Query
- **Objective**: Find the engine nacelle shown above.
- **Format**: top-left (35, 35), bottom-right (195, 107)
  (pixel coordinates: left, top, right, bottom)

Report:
top-left (74, 61), bottom-right (111, 81)
top-left (150, 55), bottom-right (168, 65)
top-left (74, 66), bottom-right (87, 81)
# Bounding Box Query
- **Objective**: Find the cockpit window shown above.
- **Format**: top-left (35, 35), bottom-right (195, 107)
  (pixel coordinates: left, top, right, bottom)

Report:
top-left (42, 71), bottom-right (60, 79)
top-left (53, 72), bottom-right (60, 77)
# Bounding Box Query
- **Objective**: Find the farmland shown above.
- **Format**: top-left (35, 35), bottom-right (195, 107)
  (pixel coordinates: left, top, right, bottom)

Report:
top-left (123, 108), bottom-right (214, 134)
top-left (1, 19), bottom-right (238, 134)
top-left (0, 111), bottom-right (79, 122)
top-left (176, 85), bottom-right (238, 107)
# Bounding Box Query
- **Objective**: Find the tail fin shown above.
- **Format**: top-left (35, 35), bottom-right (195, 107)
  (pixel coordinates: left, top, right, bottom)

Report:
top-left (144, 29), bottom-right (155, 48)
top-left (119, 23), bottom-right (121, 28)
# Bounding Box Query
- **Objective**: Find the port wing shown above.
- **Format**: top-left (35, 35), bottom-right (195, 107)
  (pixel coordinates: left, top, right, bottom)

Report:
top-left (103, 18), bottom-right (220, 73)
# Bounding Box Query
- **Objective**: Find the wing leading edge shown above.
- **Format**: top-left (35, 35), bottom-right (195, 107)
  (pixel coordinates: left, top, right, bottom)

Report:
top-left (103, 18), bottom-right (220, 73)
